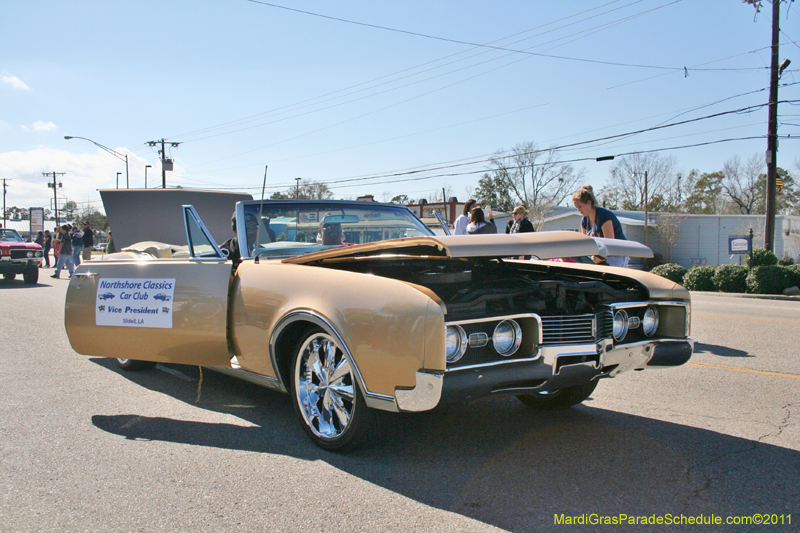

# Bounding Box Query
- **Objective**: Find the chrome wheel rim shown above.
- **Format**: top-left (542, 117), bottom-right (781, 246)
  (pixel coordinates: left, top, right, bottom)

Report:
top-left (294, 332), bottom-right (356, 440)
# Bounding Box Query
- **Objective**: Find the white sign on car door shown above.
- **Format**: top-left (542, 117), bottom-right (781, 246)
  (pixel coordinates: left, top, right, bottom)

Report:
top-left (95, 278), bottom-right (176, 328)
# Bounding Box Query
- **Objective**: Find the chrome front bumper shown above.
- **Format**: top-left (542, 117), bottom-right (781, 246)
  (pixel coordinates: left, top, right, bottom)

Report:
top-left (437, 337), bottom-right (695, 404)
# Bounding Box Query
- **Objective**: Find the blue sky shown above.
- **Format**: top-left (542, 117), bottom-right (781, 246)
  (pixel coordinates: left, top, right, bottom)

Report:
top-left (2, 0), bottom-right (798, 216)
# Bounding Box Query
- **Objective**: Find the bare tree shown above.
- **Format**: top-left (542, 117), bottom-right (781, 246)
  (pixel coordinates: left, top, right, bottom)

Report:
top-left (270, 180), bottom-right (334, 200)
top-left (600, 152), bottom-right (677, 211)
top-left (484, 141), bottom-right (584, 227)
top-left (722, 154), bottom-right (764, 214)
top-left (651, 213), bottom-right (685, 263)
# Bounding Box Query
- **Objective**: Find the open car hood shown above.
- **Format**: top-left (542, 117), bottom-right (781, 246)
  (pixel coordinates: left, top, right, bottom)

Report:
top-left (283, 231), bottom-right (653, 264)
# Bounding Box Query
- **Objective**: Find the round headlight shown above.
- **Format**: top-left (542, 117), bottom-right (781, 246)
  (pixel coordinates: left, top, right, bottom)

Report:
top-left (445, 325), bottom-right (467, 363)
top-left (613, 309), bottom-right (629, 341)
top-left (642, 307), bottom-right (659, 337)
top-left (27, 251), bottom-right (34, 258)
top-left (493, 320), bottom-right (522, 356)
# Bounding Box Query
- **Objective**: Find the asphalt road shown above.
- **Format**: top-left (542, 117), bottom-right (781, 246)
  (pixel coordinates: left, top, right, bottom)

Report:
top-left (1, 279), bottom-right (798, 532)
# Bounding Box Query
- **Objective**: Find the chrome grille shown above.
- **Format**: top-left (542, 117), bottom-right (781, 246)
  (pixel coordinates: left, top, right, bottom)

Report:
top-left (540, 311), bottom-right (612, 345)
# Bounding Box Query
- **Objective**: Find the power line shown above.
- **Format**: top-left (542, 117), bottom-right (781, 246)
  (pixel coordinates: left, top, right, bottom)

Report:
top-left (245, 0), bottom-right (701, 71)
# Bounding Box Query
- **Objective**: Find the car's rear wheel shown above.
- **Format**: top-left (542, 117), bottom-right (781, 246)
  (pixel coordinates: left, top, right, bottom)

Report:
top-left (23, 266), bottom-right (38, 284)
top-left (116, 358), bottom-right (157, 371)
top-left (516, 380), bottom-right (599, 410)
top-left (290, 327), bottom-right (372, 451)
top-left (3, 273), bottom-right (16, 281)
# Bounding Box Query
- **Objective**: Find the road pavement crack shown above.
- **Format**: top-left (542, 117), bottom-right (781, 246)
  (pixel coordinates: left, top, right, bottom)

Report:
top-left (756, 400), bottom-right (798, 442)
top-left (685, 401), bottom-right (798, 505)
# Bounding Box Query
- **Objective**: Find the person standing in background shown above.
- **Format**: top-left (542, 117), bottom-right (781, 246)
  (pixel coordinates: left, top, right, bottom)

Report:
top-left (572, 185), bottom-right (628, 268)
top-left (466, 208), bottom-right (497, 234)
top-left (42, 230), bottom-right (52, 267)
top-left (70, 225), bottom-right (83, 267)
top-left (505, 206), bottom-right (535, 234)
top-left (106, 230), bottom-right (116, 254)
top-left (51, 225), bottom-right (74, 279)
top-left (82, 221), bottom-right (93, 261)
top-left (453, 199), bottom-right (477, 235)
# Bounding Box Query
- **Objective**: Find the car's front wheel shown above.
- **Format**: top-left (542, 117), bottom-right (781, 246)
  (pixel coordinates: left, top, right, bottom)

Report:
top-left (517, 380), bottom-right (599, 410)
top-left (23, 265), bottom-right (38, 284)
top-left (116, 358), bottom-right (157, 371)
top-left (290, 327), bottom-right (372, 451)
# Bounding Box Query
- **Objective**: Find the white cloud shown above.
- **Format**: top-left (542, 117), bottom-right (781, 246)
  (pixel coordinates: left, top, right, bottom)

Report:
top-left (0, 147), bottom-right (146, 213)
top-left (22, 121), bottom-right (58, 132)
top-left (2, 72), bottom-right (30, 90)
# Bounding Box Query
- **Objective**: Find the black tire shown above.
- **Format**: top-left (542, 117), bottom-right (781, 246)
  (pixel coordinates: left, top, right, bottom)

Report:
top-left (23, 266), bottom-right (39, 284)
top-left (517, 380), bottom-right (599, 410)
top-left (116, 358), bottom-right (157, 371)
top-left (3, 273), bottom-right (16, 280)
top-left (290, 326), bottom-right (373, 451)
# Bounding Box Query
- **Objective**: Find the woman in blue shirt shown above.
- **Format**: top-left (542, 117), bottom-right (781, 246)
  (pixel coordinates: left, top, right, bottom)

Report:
top-left (572, 185), bottom-right (628, 267)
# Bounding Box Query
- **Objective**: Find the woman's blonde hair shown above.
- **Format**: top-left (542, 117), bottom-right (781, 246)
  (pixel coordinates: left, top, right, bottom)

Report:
top-left (572, 185), bottom-right (598, 207)
top-left (512, 205), bottom-right (528, 216)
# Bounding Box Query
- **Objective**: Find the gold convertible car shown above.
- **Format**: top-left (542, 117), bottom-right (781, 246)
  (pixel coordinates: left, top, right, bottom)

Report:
top-left (65, 200), bottom-right (693, 450)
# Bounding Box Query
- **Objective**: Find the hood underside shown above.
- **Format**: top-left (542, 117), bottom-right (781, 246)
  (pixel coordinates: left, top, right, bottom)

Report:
top-left (283, 231), bottom-right (653, 264)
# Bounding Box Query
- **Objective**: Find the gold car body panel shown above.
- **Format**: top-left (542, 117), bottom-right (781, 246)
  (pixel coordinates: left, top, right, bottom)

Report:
top-left (65, 258), bottom-right (233, 367)
top-left (231, 260), bottom-right (445, 397)
top-left (513, 259), bottom-right (690, 301)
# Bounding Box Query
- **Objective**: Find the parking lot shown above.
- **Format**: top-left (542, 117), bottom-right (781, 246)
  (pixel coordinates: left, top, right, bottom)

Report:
top-left (1, 281), bottom-right (798, 532)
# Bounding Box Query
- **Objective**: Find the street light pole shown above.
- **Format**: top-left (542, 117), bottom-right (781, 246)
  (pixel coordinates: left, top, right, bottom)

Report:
top-left (64, 136), bottom-right (129, 187)
top-left (145, 165), bottom-right (152, 188)
top-left (295, 177), bottom-right (301, 199)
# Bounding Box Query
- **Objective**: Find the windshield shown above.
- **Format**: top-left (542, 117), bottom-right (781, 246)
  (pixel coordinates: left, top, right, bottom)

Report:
top-left (0, 229), bottom-right (24, 242)
top-left (239, 201), bottom-right (434, 258)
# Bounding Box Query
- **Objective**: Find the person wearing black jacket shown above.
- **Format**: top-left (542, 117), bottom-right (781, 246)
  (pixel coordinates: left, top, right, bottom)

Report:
top-left (505, 205), bottom-right (535, 234)
top-left (42, 230), bottom-right (52, 267)
top-left (82, 222), bottom-right (94, 261)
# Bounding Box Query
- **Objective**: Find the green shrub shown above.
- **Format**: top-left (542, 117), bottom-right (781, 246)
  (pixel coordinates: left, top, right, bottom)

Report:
top-left (650, 263), bottom-right (688, 284)
top-left (745, 265), bottom-right (790, 294)
top-left (778, 255), bottom-right (795, 266)
top-left (784, 264), bottom-right (800, 287)
top-left (745, 248), bottom-right (778, 267)
top-left (713, 264), bottom-right (748, 293)
top-left (683, 265), bottom-right (717, 291)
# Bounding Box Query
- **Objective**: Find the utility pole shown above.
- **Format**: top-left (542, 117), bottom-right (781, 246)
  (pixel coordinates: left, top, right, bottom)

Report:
top-left (764, 0), bottom-right (781, 252)
top-left (43, 171), bottom-right (65, 226)
top-left (644, 171), bottom-right (648, 246)
top-left (146, 138), bottom-right (181, 188)
top-left (2, 178), bottom-right (9, 228)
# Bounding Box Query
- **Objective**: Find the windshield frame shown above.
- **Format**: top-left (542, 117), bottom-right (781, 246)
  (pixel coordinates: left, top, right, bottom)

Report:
top-left (234, 200), bottom-right (435, 260)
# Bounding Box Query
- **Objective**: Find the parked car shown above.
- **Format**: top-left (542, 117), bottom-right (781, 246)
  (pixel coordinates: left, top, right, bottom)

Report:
top-left (0, 228), bottom-right (42, 284)
top-left (64, 200), bottom-right (693, 450)
top-left (93, 243), bottom-right (107, 252)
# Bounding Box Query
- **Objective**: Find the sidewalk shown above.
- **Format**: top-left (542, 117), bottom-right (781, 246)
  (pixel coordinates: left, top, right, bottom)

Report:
top-left (690, 290), bottom-right (800, 302)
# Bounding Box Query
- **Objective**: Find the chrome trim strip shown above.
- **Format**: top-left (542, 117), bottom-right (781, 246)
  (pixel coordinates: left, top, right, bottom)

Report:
top-left (395, 371), bottom-right (444, 412)
top-left (72, 272), bottom-right (99, 279)
top-left (445, 354), bottom-right (546, 373)
top-left (269, 309), bottom-right (399, 412)
top-left (208, 366), bottom-right (284, 392)
top-left (607, 301), bottom-right (690, 310)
